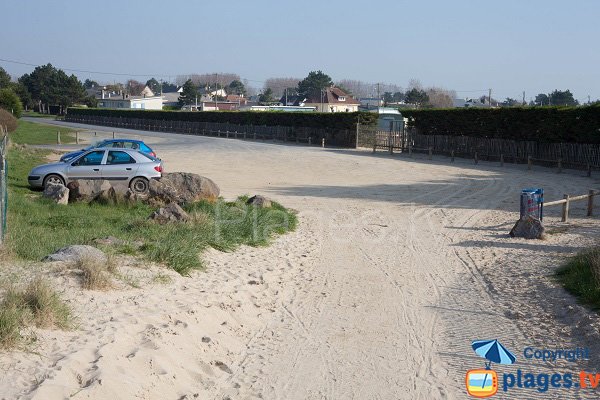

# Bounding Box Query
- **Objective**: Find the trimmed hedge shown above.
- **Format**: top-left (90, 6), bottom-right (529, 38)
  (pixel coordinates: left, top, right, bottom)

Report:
top-left (401, 106), bottom-right (600, 144)
top-left (66, 108), bottom-right (377, 130)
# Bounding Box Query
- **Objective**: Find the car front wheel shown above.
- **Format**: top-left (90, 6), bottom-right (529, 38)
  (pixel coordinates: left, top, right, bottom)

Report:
top-left (129, 177), bottom-right (149, 194)
top-left (43, 174), bottom-right (65, 189)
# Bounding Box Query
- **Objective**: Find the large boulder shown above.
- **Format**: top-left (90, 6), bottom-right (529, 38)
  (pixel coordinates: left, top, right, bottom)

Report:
top-left (43, 182), bottom-right (69, 205)
top-left (67, 180), bottom-right (113, 203)
top-left (246, 195), bottom-right (272, 208)
top-left (43, 245), bottom-right (107, 263)
top-left (509, 216), bottom-right (546, 239)
top-left (148, 172), bottom-right (219, 206)
top-left (150, 203), bottom-right (190, 224)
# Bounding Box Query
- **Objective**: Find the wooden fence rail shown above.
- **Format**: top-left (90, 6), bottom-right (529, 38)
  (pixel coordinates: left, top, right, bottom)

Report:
top-left (544, 189), bottom-right (596, 222)
top-left (358, 127), bottom-right (600, 175)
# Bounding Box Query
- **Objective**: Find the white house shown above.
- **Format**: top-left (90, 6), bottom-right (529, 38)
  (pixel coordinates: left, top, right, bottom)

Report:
top-left (98, 95), bottom-right (163, 110)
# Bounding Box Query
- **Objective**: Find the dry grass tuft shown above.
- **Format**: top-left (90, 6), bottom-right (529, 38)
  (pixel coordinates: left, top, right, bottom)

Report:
top-left (0, 277), bottom-right (72, 348)
top-left (22, 277), bottom-right (71, 329)
top-left (75, 255), bottom-right (113, 290)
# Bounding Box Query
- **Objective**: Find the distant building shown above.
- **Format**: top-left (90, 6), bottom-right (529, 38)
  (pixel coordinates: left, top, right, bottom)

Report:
top-left (304, 87), bottom-right (360, 112)
top-left (97, 94), bottom-right (163, 110)
top-left (359, 97), bottom-right (383, 111)
top-left (181, 101), bottom-right (240, 111)
top-left (239, 105), bottom-right (316, 112)
top-left (225, 94), bottom-right (248, 105)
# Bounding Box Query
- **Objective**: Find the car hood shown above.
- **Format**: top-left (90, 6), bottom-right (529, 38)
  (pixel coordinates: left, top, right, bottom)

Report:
top-left (29, 162), bottom-right (68, 175)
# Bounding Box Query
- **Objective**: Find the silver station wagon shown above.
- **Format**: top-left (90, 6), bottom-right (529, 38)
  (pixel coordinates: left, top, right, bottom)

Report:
top-left (28, 148), bottom-right (163, 193)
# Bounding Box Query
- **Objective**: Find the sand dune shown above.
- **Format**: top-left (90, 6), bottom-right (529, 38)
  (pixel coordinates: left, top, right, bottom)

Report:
top-left (2, 127), bottom-right (600, 399)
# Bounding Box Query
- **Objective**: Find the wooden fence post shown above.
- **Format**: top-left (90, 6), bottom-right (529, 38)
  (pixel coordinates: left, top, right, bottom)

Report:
top-left (428, 146), bottom-right (432, 160)
top-left (562, 194), bottom-right (570, 222)
top-left (451, 150), bottom-right (455, 162)
top-left (373, 137), bottom-right (377, 153)
top-left (75, 131), bottom-right (79, 144)
top-left (321, 138), bottom-right (325, 148)
top-left (528, 156), bottom-right (532, 171)
top-left (587, 163), bottom-right (592, 177)
top-left (409, 142), bottom-right (413, 157)
top-left (57, 131), bottom-right (61, 144)
top-left (557, 158), bottom-right (562, 173)
top-left (500, 153), bottom-right (504, 167)
top-left (112, 131), bottom-right (115, 139)
top-left (474, 151), bottom-right (478, 165)
top-left (308, 136), bottom-right (312, 145)
top-left (389, 132), bottom-right (393, 155)
top-left (588, 190), bottom-right (594, 216)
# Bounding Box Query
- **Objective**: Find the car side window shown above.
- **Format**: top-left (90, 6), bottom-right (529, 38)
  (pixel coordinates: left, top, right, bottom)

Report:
top-left (111, 142), bottom-right (125, 148)
top-left (107, 151), bottom-right (136, 165)
top-left (140, 144), bottom-right (151, 152)
top-left (74, 150), bottom-right (105, 166)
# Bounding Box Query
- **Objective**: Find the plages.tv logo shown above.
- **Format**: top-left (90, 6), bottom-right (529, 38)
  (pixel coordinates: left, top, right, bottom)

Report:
top-left (466, 339), bottom-right (516, 398)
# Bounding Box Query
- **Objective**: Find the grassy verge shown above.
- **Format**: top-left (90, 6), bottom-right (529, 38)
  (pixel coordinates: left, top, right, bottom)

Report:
top-left (6, 147), bottom-right (297, 275)
top-left (10, 120), bottom-right (75, 145)
top-left (556, 248), bottom-right (600, 310)
top-left (22, 111), bottom-right (57, 119)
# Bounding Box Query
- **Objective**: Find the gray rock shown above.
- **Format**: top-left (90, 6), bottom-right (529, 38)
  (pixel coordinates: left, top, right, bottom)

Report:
top-left (67, 180), bottom-right (113, 203)
top-left (44, 245), bottom-right (107, 263)
top-left (509, 216), bottom-right (546, 239)
top-left (148, 172), bottom-right (220, 206)
top-left (43, 182), bottom-right (69, 205)
top-left (201, 336), bottom-right (211, 343)
top-left (150, 203), bottom-right (190, 224)
top-left (246, 195), bottom-right (272, 208)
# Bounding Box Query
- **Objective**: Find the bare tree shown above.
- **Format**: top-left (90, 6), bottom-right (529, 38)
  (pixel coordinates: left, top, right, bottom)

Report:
top-left (176, 73), bottom-right (241, 89)
top-left (407, 78), bottom-right (423, 91)
top-left (125, 79), bottom-right (145, 96)
top-left (264, 77), bottom-right (301, 98)
top-left (336, 79), bottom-right (403, 98)
top-left (425, 86), bottom-right (456, 108)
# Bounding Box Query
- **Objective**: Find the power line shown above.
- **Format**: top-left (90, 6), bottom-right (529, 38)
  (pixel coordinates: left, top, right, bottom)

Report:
top-left (0, 57), bottom-right (171, 78)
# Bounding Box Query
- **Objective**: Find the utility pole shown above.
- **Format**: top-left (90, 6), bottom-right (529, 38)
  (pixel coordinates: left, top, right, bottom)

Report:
top-left (285, 88), bottom-right (288, 106)
top-left (488, 88), bottom-right (492, 107)
top-left (214, 73), bottom-right (218, 110)
top-left (377, 83), bottom-right (381, 107)
top-left (522, 91), bottom-right (525, 105)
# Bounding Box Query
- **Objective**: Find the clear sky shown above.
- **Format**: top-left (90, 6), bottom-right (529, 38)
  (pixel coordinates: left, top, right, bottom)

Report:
top-left (2, 0), bottom-right (599, 102)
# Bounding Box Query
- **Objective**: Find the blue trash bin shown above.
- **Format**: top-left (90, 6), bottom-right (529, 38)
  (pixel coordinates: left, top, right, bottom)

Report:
top-left (520, 188), bottom-right (544, 220)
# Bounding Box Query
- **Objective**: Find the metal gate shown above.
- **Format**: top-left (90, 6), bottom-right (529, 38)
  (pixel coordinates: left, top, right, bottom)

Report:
top-left (356, 124), bottom-right (409, 153)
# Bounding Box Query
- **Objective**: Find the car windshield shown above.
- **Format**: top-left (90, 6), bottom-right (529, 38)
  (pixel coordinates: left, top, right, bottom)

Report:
top-left (83, 140), bottom-right (110, 151)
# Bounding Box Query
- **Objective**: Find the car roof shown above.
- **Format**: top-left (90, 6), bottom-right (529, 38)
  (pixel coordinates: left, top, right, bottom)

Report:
top-left (89, 147), bottom-right (141, 153)
top-left (102, 139), bottom-right (147, 144)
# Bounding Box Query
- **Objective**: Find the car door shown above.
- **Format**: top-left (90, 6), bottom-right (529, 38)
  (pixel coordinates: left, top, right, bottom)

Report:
top-left (101, 150), bottom-right (138, 184)
top-left (67, 150), bottom-right (106, 180)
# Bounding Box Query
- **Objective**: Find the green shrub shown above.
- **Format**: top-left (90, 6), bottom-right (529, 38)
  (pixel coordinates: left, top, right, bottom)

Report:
top-left (402, 105), bottom-right (600, 143)
top-left (556, 247), bottom-right (600, 310)
top-left (66, 108), bottom-right (377, 130)
top-left (0, 89), bottom-right (23, 119)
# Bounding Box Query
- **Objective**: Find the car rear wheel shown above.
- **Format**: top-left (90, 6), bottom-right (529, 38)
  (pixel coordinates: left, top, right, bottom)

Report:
top-left (129, 177), bottom-right (149, 194)
top-left (43, 174), bottom-right (65, 189)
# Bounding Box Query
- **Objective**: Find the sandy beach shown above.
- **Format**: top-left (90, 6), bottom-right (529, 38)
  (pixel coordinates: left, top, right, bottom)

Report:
top-left (2, 123), bottom-right (600, 399)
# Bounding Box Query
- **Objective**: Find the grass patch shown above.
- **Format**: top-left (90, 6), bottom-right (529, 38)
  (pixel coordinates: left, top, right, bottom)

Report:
top-left (0, 277), bottom-right (72, 349)
top-left (556, 247), bottom-right (600, 310)
top-left (5, 147), bottom-right (297, 275)
top-left (22, 111), bottom-right (57, 119)
top-left (10, 120), bottom-right (75, 145)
